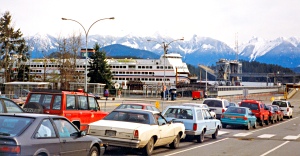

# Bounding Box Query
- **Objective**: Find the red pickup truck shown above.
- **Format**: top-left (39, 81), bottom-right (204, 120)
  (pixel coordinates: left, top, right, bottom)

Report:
top-left (240, 99), bottom-right (270, 126)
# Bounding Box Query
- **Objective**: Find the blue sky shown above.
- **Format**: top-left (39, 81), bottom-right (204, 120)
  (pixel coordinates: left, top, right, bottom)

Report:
top-left (1, 0), bottom-right (300, 47)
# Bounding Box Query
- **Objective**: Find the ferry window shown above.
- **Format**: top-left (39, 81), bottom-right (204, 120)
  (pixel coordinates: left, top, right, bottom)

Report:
top-left (129, 65), bottom-right (135, 68)
top-left (150, 66), bottom-right (152, 69)
top-left (123, 66), bottom-right (126, 68)
top-left (157, 66), bottom-right (159, 69)
top-left (138, 66), bottom-right (141, 69)
top-left (145, 72), bottom-right (148, 74)
top-left (142, 66), bottom-right (145, 69)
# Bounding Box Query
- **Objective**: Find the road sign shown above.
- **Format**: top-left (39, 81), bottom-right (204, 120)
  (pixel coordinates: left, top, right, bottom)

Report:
top-left (155, 101), bottom-right (160, 108)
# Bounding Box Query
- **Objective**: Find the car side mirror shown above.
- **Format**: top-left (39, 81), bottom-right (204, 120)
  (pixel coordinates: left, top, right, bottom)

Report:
top-left (80, 131), bottom-right (86, 137)
top-left (291, 106), bottom-right (294, 108)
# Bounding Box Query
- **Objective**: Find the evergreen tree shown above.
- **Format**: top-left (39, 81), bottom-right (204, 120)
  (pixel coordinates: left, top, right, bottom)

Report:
top-left (0, 11), bottom-right (28, 82)
top-left (87, 43), bottom-right (112, 87)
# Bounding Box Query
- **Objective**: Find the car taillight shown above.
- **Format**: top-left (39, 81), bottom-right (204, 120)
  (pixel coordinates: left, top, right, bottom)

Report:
top-left (243, 116), bottom-right (248, 120)
top-left (0, 145), bottom-right (21, 154)
top-left (222, 109), bottom-right (225, 113)
top-left (287, 108), bottom-right (289, 112)
top-left (134, 130), bottom-right (139, 139)
top-left (193, 123), bottom-right (197, 131)
top-left (221, 114), bottom-right (224, 118)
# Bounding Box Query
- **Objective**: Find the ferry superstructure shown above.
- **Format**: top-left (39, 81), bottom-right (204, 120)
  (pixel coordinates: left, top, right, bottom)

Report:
top-left (11, 53), bottom-right (190, 86)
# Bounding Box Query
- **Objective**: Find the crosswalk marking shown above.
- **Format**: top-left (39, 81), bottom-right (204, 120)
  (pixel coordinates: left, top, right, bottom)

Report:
top-left (283, 135), bottom-right (300, 140)
top-left (233, 132), bottom-right (252, 137)
top-left (218, 130), bottom-right (229, 135)
top-left (258, 134), bottom-right (275, 138)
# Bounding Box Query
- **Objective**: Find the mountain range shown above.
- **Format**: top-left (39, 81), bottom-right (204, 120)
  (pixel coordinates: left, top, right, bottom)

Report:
top-left (27, 34), bottom-right (300, 70)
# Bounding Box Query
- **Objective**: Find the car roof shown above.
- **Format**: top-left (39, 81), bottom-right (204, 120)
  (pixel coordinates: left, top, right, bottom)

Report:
top-left (0, 113), bottom-right (64, 118)
top-left (166, 105), bottom-right (206, 110)
top-left (203, 98), bottom-right (226, 101)
top-left (113, 108), bottom-right (159, 114)
top-left (182, 103), bottom-right (209, 109)
top-left (120, 103), bottom-right (154, 106)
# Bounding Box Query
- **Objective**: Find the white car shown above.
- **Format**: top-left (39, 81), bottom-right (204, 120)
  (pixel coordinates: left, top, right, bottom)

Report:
top-left (182, 103), bottom-right (216, 119)
top-left (87, 109), bottom-right (185, 155)
top-left (203, 98), bottom-right (230, 119)
top-left (272, 100), bottom-right (294, 118)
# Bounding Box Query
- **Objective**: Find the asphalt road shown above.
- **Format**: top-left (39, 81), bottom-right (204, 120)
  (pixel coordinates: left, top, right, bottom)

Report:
top-left (99, 91), bottom-right (300, 156)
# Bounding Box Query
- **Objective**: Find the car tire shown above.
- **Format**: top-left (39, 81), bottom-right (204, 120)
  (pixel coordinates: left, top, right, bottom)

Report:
top-left (88, 146), bottom-right (99, 156)
top-left (245, 122), bottom-right (250, 130)
top-left (23, 102), bottom-right (44, 114)
top-left (143, 137), bottom-right (154, 155)
top-left (259, 120), bottom-right (263, 126)
top-left (169, 134), bottom-right (180, 149)
top-left (253, 121), bottom-right (257, 129)
top-left (222, 124), bottom-right (227, 129)
top-left (212, 128), bottom-right (218, 139)
top-left (196, 131), bottom-right (204, 143)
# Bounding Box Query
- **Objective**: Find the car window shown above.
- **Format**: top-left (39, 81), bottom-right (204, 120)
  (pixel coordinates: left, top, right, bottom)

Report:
top-left (204, 100), bottom-right (222, 107)
top-left (52, 95), bottom-right (62, 110)
top-left (0, 102), bottom-right (3, 113)
top-left (66, 95), bottom-right (76, 110)
top-left (41, 94), bottom-right (53, 109)
top-left (155, 114), bottom-right (167, 126)
top-left (78, 96), bottom-right (88, 110)
top-left (54, 119), bottom-right (78, 138)
top-left (28, 94), bottom-right (41, 103)
top-left (150, 106), bottom-right (160, 112)
top-left (196, 110), bottom-right (204, 120)
top-left (36, 119), bottom-right (56, 138)
top-left (3, 99), bottom-right (23, 113)
top-left (287, 102), bottom-right (291, 107)
top-left (224, 100), bottom-right (230, 107)
top-left (0, 116), bottom-right (33, 137)
top-left (203, 109), bottom-right (212, 119)
top-left (240, 102), bottom-right (258, 110)
top-left (88, 97), bottom-right (98, 110)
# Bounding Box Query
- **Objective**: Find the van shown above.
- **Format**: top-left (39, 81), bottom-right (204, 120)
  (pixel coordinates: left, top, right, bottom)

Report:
top-left (203, 98), bottom-right (230, 119)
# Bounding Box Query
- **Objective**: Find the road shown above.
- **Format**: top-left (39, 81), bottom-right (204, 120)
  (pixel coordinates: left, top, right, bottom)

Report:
top-left (99, 91), bottom-right (300, 156)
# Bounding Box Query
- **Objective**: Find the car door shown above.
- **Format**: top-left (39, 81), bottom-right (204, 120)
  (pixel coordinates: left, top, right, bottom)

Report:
top-left (154, 114), bottom-right (175, 146)
top-left (54, 118), bottom-right (89, 156)
top-left (202, 109), bottom-right (215, 134)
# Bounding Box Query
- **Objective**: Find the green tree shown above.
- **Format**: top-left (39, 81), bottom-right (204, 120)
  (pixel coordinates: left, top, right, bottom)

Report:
top-left (87, 43), bottom-right (112, 87)
top-left (0, 11), bottom-right (28, 82)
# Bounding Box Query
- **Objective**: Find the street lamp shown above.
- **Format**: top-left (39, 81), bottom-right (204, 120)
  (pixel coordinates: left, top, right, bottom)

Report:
top-left (147, 38), bottom-right (184, 100)
top-left (62, 17), bottom-right (114, 92)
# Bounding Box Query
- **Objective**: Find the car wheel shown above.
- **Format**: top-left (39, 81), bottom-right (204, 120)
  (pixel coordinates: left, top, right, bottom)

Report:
top-left (196, 131), bottom-right (204, 143)
top-left (290, 115), bottom-right (293, 118)
top-left (265, 117), bottom-right (269, 125)
top-left (222, 124), bottom-right (227, 129)
top-left (270, 118), bottom-right (274, 124)
top-left (23, 102), bottom-right (44, 114)
top-left (245, 122), bottom-right (250, 130)
top-left (253, 121), bottom-right (257, 129)
top-left (88, 146), bottom-right (99, 156)
top-left (143, 137), bottom-right (154, 155)
top-left (259, 121), bottom-right (263, 126)
top-left (280, 116), bottom-right (284, 121)
top-left (169, 134), bottom-right (180, 149)
top-left (212, 128), bottom-right (218, 139)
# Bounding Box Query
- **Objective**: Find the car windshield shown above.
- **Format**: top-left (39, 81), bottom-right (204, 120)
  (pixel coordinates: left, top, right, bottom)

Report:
top-left (104, 111), bottom-right (152, 124)
top-left (226, 107), bottom-right (246, 114)
top-left (163, 108), bottom-right (193, 120)
top-left (0, 116), bottom-right (33, 136)
top-left (203, 100), bottom-right (222, 107)
top-left (240, 102), bottom-right (259, 110)
top-left (116, 104), bottom-right (143, 109)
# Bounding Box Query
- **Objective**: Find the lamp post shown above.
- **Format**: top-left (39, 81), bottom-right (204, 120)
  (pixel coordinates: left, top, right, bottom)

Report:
top-left (62, 17), bottom-right (114, 92)
top-left (147, 38), bottom-right (184, 100)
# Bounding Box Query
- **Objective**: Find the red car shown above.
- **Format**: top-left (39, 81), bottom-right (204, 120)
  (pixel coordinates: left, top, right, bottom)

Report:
top-left (266, 105), bottom-right (278, 124)
top-left (115, 103), bottom-right (160, 112)
top-left (270, 105), bottom-right (284, 122)
top-left (240, 99), bottom-right (270, 126)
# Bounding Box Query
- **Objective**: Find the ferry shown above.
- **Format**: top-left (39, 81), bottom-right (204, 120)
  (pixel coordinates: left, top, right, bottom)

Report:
top-left (17, 53), bottom-right (190, 87)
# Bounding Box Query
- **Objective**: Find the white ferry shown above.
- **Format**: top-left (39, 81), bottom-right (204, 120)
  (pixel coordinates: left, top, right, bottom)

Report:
top-left (19, 52), bottom-right (190, 87)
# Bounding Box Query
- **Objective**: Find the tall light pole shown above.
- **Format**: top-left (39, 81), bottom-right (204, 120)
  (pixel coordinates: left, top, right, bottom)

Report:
top-left (62, 17), bottom-right (114, 92)
top-left (147, 38), bottom-right (184, 100)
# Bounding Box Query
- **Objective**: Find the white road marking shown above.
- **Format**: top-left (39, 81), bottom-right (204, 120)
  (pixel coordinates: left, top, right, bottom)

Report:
top-left (257, 134), bottom-right (275, 138)
top-left (165, 138), bottom-right (229, 156)
top-left (218, 130), bottom-right (229, 135)
top-left (233, 132), bottom-right (252, 137)
top-left (260, 141), bottom-right (289, 156)
top-left (283, 135), bottom-right (300, 140)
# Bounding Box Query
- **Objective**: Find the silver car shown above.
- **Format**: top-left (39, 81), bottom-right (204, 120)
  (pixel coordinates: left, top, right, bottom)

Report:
top-left (0, 113), bottom-right (105, 156)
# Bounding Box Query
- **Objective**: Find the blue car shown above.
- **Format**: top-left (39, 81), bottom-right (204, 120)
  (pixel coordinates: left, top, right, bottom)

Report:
top-left (162, 104), bottom-right (221, 143)
top-left (221, 106), bottom-right (257, 130)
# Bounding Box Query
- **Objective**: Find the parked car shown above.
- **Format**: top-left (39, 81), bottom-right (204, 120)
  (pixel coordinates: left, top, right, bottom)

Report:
top-left (265, 105), bottom-right (278, 124)
top-left (23, 89), bottom-right (109, 131)
top-left (162, 104), bottom-right (221, 143)
top-left (0, 97), bottom-right (24, 113)
top-left (87, 109), bottom-right (185, 156)
top-left (0, 113), bottom-right (105, 156)
top-left (240, 99), bottom-right (269, 126)
top-left (221, 106), bottom-right (257, 130)
top-left (271, 105), bottom-right (284, 121)
top-left (115, 103), bottom-right (160, 112)
top-left (227, 102), bottom-right (239, 108)
top-left (0, 94), bottom-right (25, 107)
top-left (272, 100), bottom-right (293, 119)
top-left (203, 98), bottom-right (230, 119)
top-left (181, 103), bottom-right (216, 119)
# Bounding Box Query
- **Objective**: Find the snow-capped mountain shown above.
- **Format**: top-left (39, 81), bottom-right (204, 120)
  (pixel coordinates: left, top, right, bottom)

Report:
top-left (26, 33), bottom-right (300, 68)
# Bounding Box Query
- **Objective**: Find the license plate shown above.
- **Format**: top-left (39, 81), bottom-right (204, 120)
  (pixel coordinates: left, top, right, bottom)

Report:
top-left (105, 130), bottom-right (116, 136)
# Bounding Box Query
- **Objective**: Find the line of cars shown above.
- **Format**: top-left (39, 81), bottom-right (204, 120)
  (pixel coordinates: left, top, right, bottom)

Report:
top-left (202, 98), bottom-right (294, 130)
